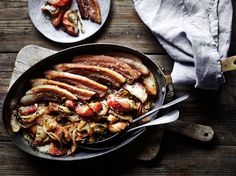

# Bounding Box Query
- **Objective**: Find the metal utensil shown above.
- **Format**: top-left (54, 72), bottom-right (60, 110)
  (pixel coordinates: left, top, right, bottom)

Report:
top-left (132, 94), bottom-right (188, 123)
top-left (82, 94), bottom-right (189, 146)
top-left (128, 110), bottom-right (179, 132)
top-left (80, 110), bottom-right (179, 151)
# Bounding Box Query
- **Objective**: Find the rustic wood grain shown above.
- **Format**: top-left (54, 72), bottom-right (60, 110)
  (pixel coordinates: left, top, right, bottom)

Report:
top-left (1, 0), bottom-right (236, 175)
top-left (1, 51), bottom-right (236, 146)
top-left (0, 141), bottom-right (235, 176)
top-left (0, 45), bottom-right (218, 162)
top-left (0, 0), bottom-right (164, 53)
top-left (9, 45), bottom-right (57, 87)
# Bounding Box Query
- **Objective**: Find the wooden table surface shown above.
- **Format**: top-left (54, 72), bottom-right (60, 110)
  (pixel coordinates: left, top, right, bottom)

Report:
top-left (1, 0), bottom-right (236, 175)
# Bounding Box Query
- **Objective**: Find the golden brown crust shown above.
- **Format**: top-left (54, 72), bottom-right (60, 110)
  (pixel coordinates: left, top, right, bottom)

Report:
top-left (76, 0), bottom-right (101, 24)
top-left (142, 72), bottom-right (157, 96)
top-left (88, 0), bottom-right (101, 24)
top-left (55, 63), bottom-right (126, 88)
top-left (72, 55), bottom-right (140, 83)
top-left (31, 79), bottom-right (95, 101)
top-left (20, 85), bottom-right (78, 105)
top-left (106, 52), bottom-right (149, 75)
top-left (45, 70), bottom-right (108, 97)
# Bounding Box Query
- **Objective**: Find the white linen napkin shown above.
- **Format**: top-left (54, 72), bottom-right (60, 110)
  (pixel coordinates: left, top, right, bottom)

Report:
top-left (133, 0), bottom-right (233, 90)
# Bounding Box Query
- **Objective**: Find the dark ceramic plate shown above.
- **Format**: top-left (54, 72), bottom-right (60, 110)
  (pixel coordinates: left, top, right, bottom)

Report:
top-left (28, 0), bottom-right (111, 43)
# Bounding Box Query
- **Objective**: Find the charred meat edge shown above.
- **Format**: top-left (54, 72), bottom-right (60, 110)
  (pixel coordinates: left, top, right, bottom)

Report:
top-left (31, 78), bottom-right (95, 100)
top-left (45, 70), bottom-right (108, 97)
top-left (76, 0), bottom-right (101, 24)
top-left (55, 63), bottom-right (126, 87)
top-left (106, 52), bottom-right (149, 75)
top-left (20, 84), bottom-right (77, 105)
top-left (142, 72), bottom-right (157, 96)
top-left (72, 55), bottom-right (140, 83)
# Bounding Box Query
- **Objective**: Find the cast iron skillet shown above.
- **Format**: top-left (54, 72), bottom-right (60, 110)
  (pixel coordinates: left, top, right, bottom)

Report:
top-left (2, 44), bottom-right (174, 161)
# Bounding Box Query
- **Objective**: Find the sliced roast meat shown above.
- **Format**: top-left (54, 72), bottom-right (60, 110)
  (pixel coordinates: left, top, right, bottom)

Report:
top-left (20, 85), bottom-right (77, 105)
top-left (45, 70), bottom-right (107, 97)
top-left (107, 52), bottom-right (142, 62)
top-left (123, 83), bottom-right (148, 103)
top-left (72, 55), bottom-right (140, 84)
top-left (55, 63), bottom-right (126, 88)
top-left (31, 79), bottom-right (95, 101)
top-left (142, 72), bottom-right (157, 96)
top-left (107, 52), bottom-right (149, 75)
top-left (117, 57), bottom-right (149, 76)
top-left (76, 0), bottom-right (101, 24)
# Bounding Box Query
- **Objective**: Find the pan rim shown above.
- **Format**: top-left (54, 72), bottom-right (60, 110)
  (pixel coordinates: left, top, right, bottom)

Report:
top-left (2, 43), bottom-right (168, 161)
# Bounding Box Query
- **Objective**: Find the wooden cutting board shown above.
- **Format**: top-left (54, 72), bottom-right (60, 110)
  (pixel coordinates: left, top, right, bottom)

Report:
top-left (9, 45), bottom-right (165, 161)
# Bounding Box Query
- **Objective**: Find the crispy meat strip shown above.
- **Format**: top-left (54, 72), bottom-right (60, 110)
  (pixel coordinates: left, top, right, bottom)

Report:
top-left (20, 85), bottom-right (77, 105)
top-left (31, 79), bottom-right (95, 101)
top-left (76, 0), bottom-right (101, 24)
top-left (72, 55), bottom-right (140, 84)
top-left (118, 57), bottom-right (149, 76)
top-left (142, 72), bottom-right (157, 96)
top-left (69, 70), bottom-right (122, 88)
top-left (123, 83), bottom-right (148, 103)
top-left (107, 52), bottom-right (142, 63)
top-left (55, 63), bottom-right (126, 88)
top-left (45, 70), bottom-right (107, 97)
top-left (107, 52), bottom-right (149, 76)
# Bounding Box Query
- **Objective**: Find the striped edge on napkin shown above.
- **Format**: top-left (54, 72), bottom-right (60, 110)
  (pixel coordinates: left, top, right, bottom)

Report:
top-left (133, 0), bottom-right (232, 90)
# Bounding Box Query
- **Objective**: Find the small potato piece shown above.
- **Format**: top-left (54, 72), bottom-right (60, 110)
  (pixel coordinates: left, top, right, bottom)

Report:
top-left (108, 122), bottom-right (127, 133)
top-left (10, 114), bottom-right (21, 132)
top-left (142, 72), bottom-right (157, 96)
top-left (107, 95), bottom-right (138, 113)
top-left (41, 4), bottom-right (60, 16)
top-left (75, 104), bottom-right (95, 117)
top-left (123, 83), bottom-right (148, 103)
top-left (89, 102), bottom-right (103, 113)
top-left (107, 114), bottom-right (118, 123)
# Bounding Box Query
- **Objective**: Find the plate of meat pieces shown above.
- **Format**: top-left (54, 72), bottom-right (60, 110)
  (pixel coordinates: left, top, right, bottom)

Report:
top-left (28, 0), bottom-right (111, 43)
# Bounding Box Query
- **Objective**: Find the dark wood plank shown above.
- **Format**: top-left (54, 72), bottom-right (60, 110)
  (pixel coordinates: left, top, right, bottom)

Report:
top-left (0, 141), bottom-right (235, 176)
top-left (1, 0), bottom-right (236, 172)
top-left (0, 53), bottom-right (16, 111)
top-left (0, 0), bottom-right (164, 53)
top-left (0, 111), bottom-right (8, 141)
top-left (1, 52), bottom-right (236, 148)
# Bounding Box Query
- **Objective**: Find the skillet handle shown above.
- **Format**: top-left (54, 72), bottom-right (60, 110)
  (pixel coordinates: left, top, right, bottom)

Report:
top-left (162, 55), bottom-right (236, 83)
top-left (162, 55), bottom-right (236, 84)
top-left (166, 120), bottom-right (214, 142)
top-left (157, 66), bottom-right (173, 86)
top-left (164, 75), bottom-right (172, 85)
top-left (221, 56), bottom-right (236, 72)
